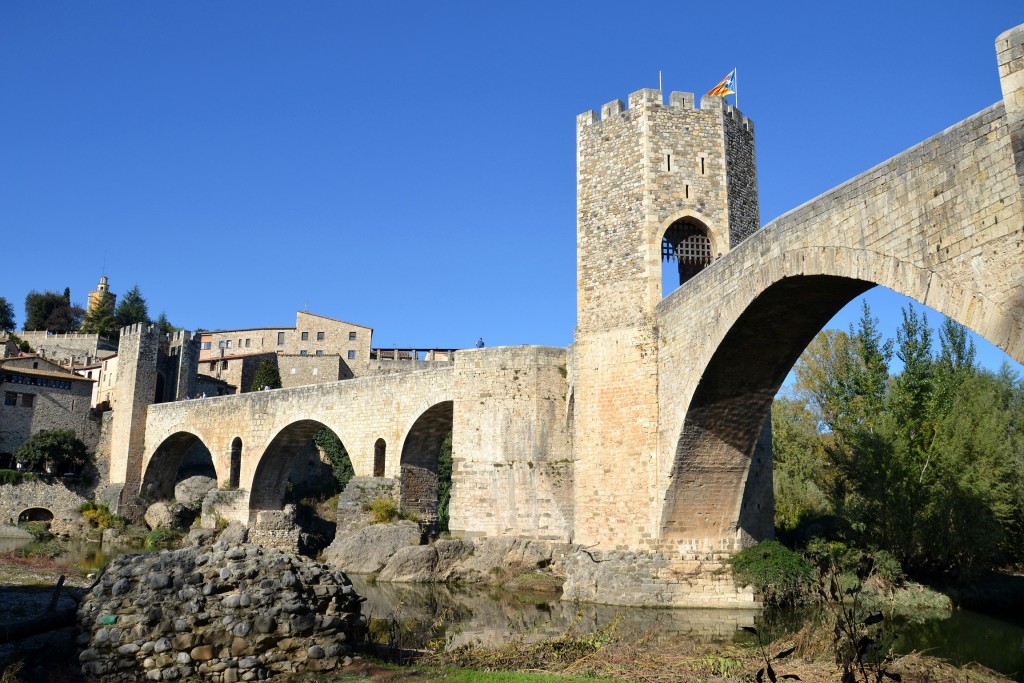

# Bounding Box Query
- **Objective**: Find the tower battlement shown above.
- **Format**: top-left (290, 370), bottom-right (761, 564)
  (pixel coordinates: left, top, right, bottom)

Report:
top-left (577, 88), bottom-right (753, 133)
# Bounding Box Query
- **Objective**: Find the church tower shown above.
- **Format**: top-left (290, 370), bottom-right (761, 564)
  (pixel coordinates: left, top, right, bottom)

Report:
top-left (571, 89), bottom-right (759, 549)
top-left (87, 275), bottom-right (116, 315)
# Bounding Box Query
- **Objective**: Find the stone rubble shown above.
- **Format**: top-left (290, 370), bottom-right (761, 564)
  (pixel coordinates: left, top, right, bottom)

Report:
top-left (77, 541), bottom-right (365, 681)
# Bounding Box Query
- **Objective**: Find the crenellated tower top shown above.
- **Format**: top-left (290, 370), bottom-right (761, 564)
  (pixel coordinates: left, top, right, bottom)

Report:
top-left (576, 88), bottom-right (759, 333)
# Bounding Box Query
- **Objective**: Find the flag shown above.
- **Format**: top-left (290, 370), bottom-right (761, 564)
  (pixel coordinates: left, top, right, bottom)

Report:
top-left (707, 69), bottom-right (736, 97)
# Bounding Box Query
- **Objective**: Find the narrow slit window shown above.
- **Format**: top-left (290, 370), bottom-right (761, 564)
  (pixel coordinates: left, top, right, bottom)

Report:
top-left (700, 157), bottom-right (706, 175)
top-left (666, 154), bottom-right (671, 172)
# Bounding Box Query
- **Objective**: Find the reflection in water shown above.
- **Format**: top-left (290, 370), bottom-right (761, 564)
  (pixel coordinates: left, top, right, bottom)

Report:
top-left (0, 537), bottom-right (145, 574)
top-left (4, 535), bottom-right (1021, 680)
top-left (350, 576), bottom-right (758, 650)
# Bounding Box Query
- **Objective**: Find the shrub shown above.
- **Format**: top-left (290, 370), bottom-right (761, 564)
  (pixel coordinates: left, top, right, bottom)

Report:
top-left (728, 540), bottom-right (815, 607)
top-left (0, 469), bottom-right (19, 485)
top-left (144, 527), bottom-right (184, 550)
top-left (79, 501), bottom-right (127, 531)
top-left (18, 521), bottom-right (52, 541)
top-left (368, 496), bottom-right (400, 524)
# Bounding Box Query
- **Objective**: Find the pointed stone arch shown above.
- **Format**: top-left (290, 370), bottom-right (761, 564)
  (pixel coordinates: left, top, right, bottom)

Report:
top-left (141, 431), bottom-right (217, 501)
top-left (399, 401), bottom-right (454, 521)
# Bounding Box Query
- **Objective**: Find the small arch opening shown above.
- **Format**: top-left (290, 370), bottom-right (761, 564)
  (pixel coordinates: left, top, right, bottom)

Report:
top-left (662, 218), bottom-right (713, 297)
top-left (229, 437), bottom-right (242, 489)
top-left (373, 438), bottom-right (386, 477)
top-left (154, 372), bottom-right (166, 404)
top-left (18, 507), bottom-right (54, 524)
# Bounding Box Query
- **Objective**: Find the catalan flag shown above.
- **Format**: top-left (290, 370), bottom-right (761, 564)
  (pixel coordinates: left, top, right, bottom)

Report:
top-left (707, 69), bottom-right (736, 97)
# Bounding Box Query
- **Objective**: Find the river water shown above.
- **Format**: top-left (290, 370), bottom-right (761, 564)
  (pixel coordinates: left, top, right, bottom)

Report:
top-left (5, 538), bottom-right (1022, 680)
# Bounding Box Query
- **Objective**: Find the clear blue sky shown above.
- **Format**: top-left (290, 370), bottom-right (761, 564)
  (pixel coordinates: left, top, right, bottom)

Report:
top-left (1, 2), bottom-right (1021, 375)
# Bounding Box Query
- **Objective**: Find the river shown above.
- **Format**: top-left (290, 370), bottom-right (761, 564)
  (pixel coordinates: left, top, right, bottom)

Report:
top-left (4, 538), bottom-right (1022, 680)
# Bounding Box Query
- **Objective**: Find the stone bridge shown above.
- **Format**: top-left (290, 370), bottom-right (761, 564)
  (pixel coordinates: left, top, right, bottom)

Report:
top-left (141, 367), bottom-right (454, 521)
top-left (652, 92), bottom-right (1024, 556)
top-left (103, 26), bottom-right (1024, 607)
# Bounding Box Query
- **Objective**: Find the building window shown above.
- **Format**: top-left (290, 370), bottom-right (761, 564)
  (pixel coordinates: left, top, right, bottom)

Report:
top-left (32, 362), bottom-right (38, 369)
top-left (245, 338), bottom-right (250, 348)
top-left (4, 392), bottom-right (16, 406)
top-left (226, 340), bottom-right (232, 348)
top-left (300, 350), bottom-right (308, 356)
top-left (201, 342), bottom-right (211, 350)
top-left (315, 350), bottom-right (323, 356)
top-left (218, 341), bottom-right (225, 349)
top-left (316, 331), bottom-right (325, 341)
top-left (21, 394), bottom-right (34, 408)
top-left (222, 360), bottom-right (228, 370)
top-left (277, 332), bottom-right (285, 346)
top-left (348, 331), bottom-right (357, 341)
top-left (301, 331), bottom-right (309, 341)
top-left (209, 362), bottom-right (216, 371)
top-left (347, 350), bottom-right (356, 360)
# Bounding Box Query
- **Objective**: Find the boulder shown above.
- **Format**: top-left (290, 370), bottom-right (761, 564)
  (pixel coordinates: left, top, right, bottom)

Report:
top-left (173, 476), bottom-right (217, 509)
top-left (376, 539), bottom-right (471, 583)
top-left (218, 521), bottom-right (248, 545)
top-left (144, 501), bottom-right (179, 530)
top-left (322, 521), bottom-right (420, 574)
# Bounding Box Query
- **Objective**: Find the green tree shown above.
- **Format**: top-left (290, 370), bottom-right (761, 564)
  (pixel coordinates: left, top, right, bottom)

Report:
top-left (778, 302), bottom-right (1024, 577)
top-left (24, 290), bottom-right (82, 332)
top-left (80, 295), bottom-right (118, 338)
top-left (14, 429), bottom-right (93, 475)
top-left (312, 429), bottom-right (354, 490)
top-left (155, 311), bottom-right (176, 334)
top-left (114, 285), bottom-right (150, 330)
top-left (249, 358), bottom-right (282, 392)
top-left (771, 396), bottom-right (830, 532)
top-left (0, 296), bottom-right (15, 332)
top-left (437, 430), bottom-right (454, 533)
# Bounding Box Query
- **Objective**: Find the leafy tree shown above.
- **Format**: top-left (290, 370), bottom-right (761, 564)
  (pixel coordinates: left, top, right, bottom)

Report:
top-left (313, 429), bottom-right (354, 490)
top-left (24, 289), bottom-right (82, 332)
top-left (437, 430), bottom-right (453, 533)
top-left (114, 285), bottom-right (150, 330)
top-left (155, 311), bottom-right (176, 334)
top-left (778, 302), bottom-right (1024, 577)
top-left (80, 295), bottom-right (118, 338)
top-left (771, 396), bottom-right (830, 532)
top-left (249, 359), bottom-right (282, 392)
top-left (0, 296), bottom-right (15, 332)
top-left (14, 429), bottom-right (93, 475)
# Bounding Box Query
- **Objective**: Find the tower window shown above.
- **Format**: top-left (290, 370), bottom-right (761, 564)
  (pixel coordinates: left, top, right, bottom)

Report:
top-left (666, 154), bottom-right (672, 172)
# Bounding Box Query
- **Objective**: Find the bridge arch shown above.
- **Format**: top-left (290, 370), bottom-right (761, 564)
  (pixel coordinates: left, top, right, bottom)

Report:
top-left (658, 238), bottom-right (1024, 552)
top-left (249, 419), bottom-right (351, 512)
top-left (141, 431), bottom-right (217, 501)
top-left (399, 401), bottom-right (454, 520)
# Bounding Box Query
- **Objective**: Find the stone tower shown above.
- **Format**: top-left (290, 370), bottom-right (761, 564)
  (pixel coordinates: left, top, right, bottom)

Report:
top-left (104, 324), bottom-right (199, 518)
top-left (87, 275), bottom-right (116, 315)
top-left (572, 89), bottom-right (759, 549)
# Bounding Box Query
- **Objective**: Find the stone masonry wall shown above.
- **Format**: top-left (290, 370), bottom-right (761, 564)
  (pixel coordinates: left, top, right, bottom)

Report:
top-left (450, 346), bottom-right (573, 541)
top-left (0, 378), bottom-right (98, 456)
top-left (278, 354), bottom-right (345, 387)
top-left (14, 331), bottom-right (115, 366)
top-left (0, 480), bottom-right (89, 534)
